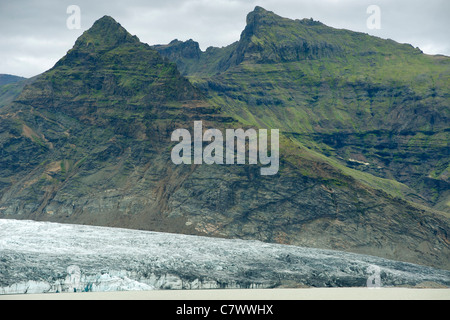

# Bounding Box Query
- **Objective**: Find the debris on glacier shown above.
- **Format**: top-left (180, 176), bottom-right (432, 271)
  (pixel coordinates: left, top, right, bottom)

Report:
top-left (0, 219), bottom-right (449, 294)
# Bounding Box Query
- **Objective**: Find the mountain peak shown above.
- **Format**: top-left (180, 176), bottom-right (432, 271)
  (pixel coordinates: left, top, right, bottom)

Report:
top-left (73, 15), bottom-right (139, 51)
top-left (89, 15), bottom-right (129, 35)
top-left (246, 6), bottom-right (279, 26)
top-left (235, 6), bottom-right (338, 64)
top-left (95, 15), bottom-right (119, 25)
top-left (252, 6), bottom-right (271, 14)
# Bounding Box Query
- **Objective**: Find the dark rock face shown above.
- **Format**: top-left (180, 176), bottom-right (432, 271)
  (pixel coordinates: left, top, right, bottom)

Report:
top-left (0, 11), bottom-right (449, 272)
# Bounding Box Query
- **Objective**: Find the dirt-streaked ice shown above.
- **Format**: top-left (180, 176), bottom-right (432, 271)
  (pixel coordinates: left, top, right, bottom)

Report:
top-left (0, 219), bottom-right (449, 294)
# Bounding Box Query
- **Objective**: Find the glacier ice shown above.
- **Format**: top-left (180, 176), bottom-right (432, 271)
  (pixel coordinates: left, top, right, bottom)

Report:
top-left (0, 219), bottom-right (449, 295)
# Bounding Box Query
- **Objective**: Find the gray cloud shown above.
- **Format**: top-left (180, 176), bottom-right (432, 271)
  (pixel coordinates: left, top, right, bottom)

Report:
top-left (1, 0), bottom-right (448, 78)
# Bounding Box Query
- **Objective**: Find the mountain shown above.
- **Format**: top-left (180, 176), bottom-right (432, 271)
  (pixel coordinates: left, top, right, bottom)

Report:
top-left (0, 74), bottom-right (26, 87)
top-left (2, 220), bottom-right (449, 294)
top-left (153, 6), bottom-right (450, 213)
top-left (0, 12), bottom-right (449, 271)
top-left (0, 74), bottom-right (29, 109)
top-left (0, 15), bottom-right (218, 234)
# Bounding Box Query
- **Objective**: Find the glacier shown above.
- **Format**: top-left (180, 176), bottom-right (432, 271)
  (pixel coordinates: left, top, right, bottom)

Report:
top-left (0, 219), bottom-right (449, 295)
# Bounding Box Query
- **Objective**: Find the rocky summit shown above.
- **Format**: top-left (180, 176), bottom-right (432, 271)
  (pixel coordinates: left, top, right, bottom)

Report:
top-left (0, 8), bottom-right (449, 272)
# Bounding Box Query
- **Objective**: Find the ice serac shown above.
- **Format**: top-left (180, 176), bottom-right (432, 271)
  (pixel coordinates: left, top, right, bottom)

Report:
top-left (0, 11), bottom-right (449, 272)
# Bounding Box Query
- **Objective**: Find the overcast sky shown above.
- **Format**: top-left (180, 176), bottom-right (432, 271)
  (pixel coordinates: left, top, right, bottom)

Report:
top-left (1, 0), bottom-right (449, 78)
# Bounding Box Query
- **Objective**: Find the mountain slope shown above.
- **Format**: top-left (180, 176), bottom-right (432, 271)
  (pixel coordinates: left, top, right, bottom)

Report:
top-left (153, 7), bottom-right (450, 212)
top-left (0, 75), bottom-right (31, 109)
top-left (0, 74), bottom-right (26, 87)
top-left (0, 14), bottom-right (449, 270)
top-left (0, 15), bottom-right (217, 234)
